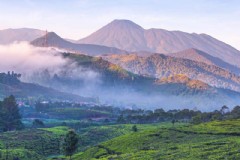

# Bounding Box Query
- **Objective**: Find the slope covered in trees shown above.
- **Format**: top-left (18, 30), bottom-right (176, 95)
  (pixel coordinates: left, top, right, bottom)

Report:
top-left (0, 72), bottom-right (94, 102)
top-left (102, 53), bottom-right (240, 92)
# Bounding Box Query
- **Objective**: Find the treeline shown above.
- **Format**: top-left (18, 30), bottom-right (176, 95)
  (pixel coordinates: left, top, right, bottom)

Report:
top-left (34, 101), bottom-right (111, 120)
top-left (34, 100), bottom-right (240, 125)
top-left (0, 72), bottom-right (21, 85)
top-left (116, 105), bottom-right (240, 124)
top-left (117, 108), bottom-right (199, 124)
top-left (0, 95), bottom-right (23, 132)
top-left (35, 101), bottom-right (88, 112)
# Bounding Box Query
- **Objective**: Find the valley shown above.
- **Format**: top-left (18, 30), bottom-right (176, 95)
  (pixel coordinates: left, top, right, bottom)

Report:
top-left (1, 2), bottom-right (240, 159)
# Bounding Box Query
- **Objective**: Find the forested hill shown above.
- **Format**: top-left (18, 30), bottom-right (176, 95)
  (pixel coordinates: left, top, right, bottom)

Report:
top-left (0, 72), bottom-right (94, 102)
top-left (53, 53), bottom-right (240, 110)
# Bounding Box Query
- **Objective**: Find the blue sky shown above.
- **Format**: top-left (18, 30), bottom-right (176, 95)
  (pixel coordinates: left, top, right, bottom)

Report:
top-left (0, 0), bottom-right (240, 49)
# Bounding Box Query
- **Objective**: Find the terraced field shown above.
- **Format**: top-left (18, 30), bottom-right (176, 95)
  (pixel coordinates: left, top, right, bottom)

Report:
top-left (0, 127), bottom-right (68, 160)
top-left (74, 121), bottom-right (240, 160)
top-left (2, 121), bottom-right (240, 160)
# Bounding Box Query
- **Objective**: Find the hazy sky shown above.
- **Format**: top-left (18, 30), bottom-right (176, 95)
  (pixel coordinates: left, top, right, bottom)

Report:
top-left (0, 0), bottom-right (240, 49)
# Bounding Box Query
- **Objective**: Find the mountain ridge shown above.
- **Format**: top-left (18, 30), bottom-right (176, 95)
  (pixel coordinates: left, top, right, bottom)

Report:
top-left (39, 52), bottom-right (240, 110)
top-left (102, 53), bottom-right (240, 92)
top-left (170, 48), bottom-right (240, 75)
top-left (0, 72), bottom-right (94, 102)
top-left (79, 19), bottom-right (240, 67)
top-left (31, 32), bottom-right (127, 56)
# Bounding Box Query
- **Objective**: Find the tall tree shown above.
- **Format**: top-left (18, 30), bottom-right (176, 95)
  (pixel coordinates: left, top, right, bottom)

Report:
top-left (62, 130), bottom-right (79, 160)
top-left (231, 106), bottom-right (240, 119)
top-left (220, 105), bottom-right (229, 115)
top-left (0, 95), bottom-right (23, 132)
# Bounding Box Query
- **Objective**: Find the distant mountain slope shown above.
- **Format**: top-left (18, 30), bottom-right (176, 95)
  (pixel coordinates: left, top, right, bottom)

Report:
top-left (102, 53), bottom-right (240, 92)
top-left (59, 53), bottom-right (226, 95)
top-left (0, 72), bottom-right (94, 102)
top-left (170, 48), bottom-right (240, 75)
top-left (31, 32), bottom-right (127, 56)
top-left (79, 19), bottom-right (240, 67)
top-left (43, 52), bottom-right (240, 110)
top-left (157, 74), bottom-right (210, 90)
top-left (0, 28), bottom-right (45, 44)
top-left (79, 20), bottom-right (148, 51)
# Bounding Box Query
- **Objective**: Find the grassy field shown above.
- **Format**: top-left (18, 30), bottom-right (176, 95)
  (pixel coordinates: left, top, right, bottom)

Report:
top-left (0, 123), bottom-right (160, 160)
top-left (74, 121), bottom-right (240, 160)
top-left (78, 123), bottom-right (162, 151)
top-left (2, 120), bottom-right (240, 160)
top-left (0, 126), bottom-right (69, 160)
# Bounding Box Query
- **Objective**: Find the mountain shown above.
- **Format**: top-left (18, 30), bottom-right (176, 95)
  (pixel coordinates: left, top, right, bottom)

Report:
top-left (37, 52), bottom-right (240, 110)
top-left (31, 32), bottom-right (127, 56)
top-left (0, 28), bottom-right (45, 44)
top-left (0, 72), bottom-right (94, 102)
top-left (157, 74), bottom-right (210, 90)
top-left (170, 48), bottom-right (240, 75)
top-left (102, 53), bottom-right (240, 92)
top-left (79, 19), bottom-right (240, 67)
top-left (79, 20), bottom-right (148, 52)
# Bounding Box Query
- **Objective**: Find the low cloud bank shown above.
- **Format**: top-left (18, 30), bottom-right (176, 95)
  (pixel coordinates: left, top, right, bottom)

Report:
top-left (0, 42), bottom-right (100, 84)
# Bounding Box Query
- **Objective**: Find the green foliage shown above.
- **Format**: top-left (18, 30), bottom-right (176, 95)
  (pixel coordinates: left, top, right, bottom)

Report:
top-left (0, 127), bottom-right (67, 158)
top-left (192, 114), bottom-right (202, 124)
top-left (0, 148), bottom-right (43, 160)
top-left (180, 119), bottom-right (240, 134)
top-left (132, 125), bottom-right (138, 132)
top-left (4, 105), bottom-right (240, 160)
top-left (78, 124), bottom-right (159, 151)
top-left (62, 130), bottom-right (79, 159)
top-left (34, 101), bottom-right (111, 120)
top-left (0, 95), bottom-right (24, 132)
top-left (32, 119), bottom-right (45, 128)
top-left (231, 106), bottom-right (240, 119)
top-left (41, 126), bottom-right (70, 136)
top-left (76, 120), bottom-right (240, 160)
top-left (171, 119), bottom-right (176, 126)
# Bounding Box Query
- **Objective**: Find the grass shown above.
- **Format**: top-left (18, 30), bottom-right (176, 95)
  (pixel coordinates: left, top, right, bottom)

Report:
top-left (178, 119), bottom-right (240, 135)
top-left (4, 120), bottom-right (240, 160)
top-left (75, 121), bottom-right (240, 160)
top-left (0, 127), bottom-right (70, 160)
top-left (0, 148), bottom-right (44, 160)
top-left (78, 123), bottom-right (162, 151)
top-left (0, 123), bottom-right (161, 160)
top-left (40, 126), bottom-right (70, 136)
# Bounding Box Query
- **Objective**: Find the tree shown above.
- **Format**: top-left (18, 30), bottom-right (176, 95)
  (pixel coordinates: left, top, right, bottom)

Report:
top-left (0, 95), bottom-right (23, 132)
top-left (231, 106), bottom-right (240, 119)
top-left (220, 105), bottom-right (229, 115)
top-left (132, 125), bottom-right (138, 132)
top-left (192, 114), bottom-right (202, 124)
top-left (171, 119), bottom-right (176, 127)
top-left (117, 114), bottom-right (125, 123)
top-left (211, 110), bottom-right (222, 121)
top-left (32, 119), bottom-right (45, 128)
top-left (62, 130), bottom-right (79, 160)
top-left (0, 101), bottom-right (3, 132)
